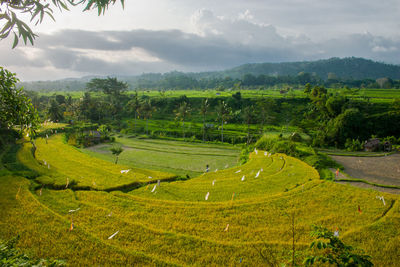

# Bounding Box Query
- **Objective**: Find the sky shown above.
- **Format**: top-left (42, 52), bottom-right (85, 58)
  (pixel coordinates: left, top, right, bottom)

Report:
top-left (1, 0), bottom-right (400, 81)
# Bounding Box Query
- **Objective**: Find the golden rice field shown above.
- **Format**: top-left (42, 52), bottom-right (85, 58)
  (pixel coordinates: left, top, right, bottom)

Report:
top-left (1, 134), bottom-right (399, 266)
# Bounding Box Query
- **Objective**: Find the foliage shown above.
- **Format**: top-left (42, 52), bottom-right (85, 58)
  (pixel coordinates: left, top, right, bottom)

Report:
top-left (86, 77), bottom-right (128, 96)
top-left (110, 144), bottom-right (123, 163)
top-left (0, 0), bottom-right (124, 47)
top-left (345, 138), bottom-right (363, 152)
top-left (0, 67), bottom-right (39, 135)
top-left (47, 99), bottom-right (64, 122)
top-left (304, 225), bottom-right (373, 267)
top-left (0, 236), bottom-right (65, 266)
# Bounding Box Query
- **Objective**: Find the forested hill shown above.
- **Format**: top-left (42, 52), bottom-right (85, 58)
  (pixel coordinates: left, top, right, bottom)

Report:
top-left (218, 57), bottom-right (400, 80)
top-left (20, 57), bottom-right (400, 91)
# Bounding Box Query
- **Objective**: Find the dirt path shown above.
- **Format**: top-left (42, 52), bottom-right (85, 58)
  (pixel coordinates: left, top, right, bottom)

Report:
top-left (330, 153), bottom-right (400, 194)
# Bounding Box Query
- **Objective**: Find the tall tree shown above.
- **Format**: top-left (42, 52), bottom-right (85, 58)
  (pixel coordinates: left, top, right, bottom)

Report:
top-left (200, 98), bottom-right (209, 142)
top-left (127, 91), bottom-right (141, 132)
top-left (47, 99), bottom-right (64, 122)
top-left (175, 100), bottom-right (191, 139)
top-left (243, 105), bottom-right (256, 144)
top-left (86, 77), bottom-right (128, 119)
top-left (216, 100), bottom-right (231, 143)
top-left (139, 99), bottom-right (155, 135)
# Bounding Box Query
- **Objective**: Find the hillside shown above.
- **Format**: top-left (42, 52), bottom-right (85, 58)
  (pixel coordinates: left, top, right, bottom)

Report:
top-left (19, 57), bottom-right (400, 91)
top-left (1, 132), bottom-right (399, 265)
top-left (220, 57), bottom-right (400, 80)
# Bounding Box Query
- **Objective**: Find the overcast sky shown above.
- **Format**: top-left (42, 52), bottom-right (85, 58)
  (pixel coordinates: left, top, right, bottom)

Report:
top-left (1, 0), bottom-right (400, 81)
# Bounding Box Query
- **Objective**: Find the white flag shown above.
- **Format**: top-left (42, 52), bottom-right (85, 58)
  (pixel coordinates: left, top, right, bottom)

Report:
top-left (69, 208), bottom-right (80, 213)
top-left (151, 185), bottom-right (157, 193)
top-left (224, 224), bottom-right (229, 231)
top-left (212, 180), bottom-right (216, 186)
top-left (255, 171), bottom-right (260, 178)
top-left (205, 192), bottom-right (210, 200)
top-left (235, 170), bottom-right (241, 173)
top-left (108, 230), bottom-right (119, 239)
top-left (241, 175), bottom-right (245, 181)
top-left (254, 148), bottom-right (258, 154)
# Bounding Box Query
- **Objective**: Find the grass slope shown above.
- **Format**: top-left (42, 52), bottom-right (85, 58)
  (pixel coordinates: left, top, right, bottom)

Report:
top-left (1, 136), bottom-right (399, 266)
top-left (18, 135), bottom-right (176, 190)
top-left (82, 136), bottom-right (240, 178)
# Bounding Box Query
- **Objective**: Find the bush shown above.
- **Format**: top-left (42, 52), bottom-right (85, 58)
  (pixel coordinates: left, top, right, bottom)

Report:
top-left (255, 135), bottom-right (277, 151)
top-left (271, 140), bottom-right (297, 157)
top-left (289, 132), bottom-right (302, 142)
top-left (344, 138), bottom-right (363, 151)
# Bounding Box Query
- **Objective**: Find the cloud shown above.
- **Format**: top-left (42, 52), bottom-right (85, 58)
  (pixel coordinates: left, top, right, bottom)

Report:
top-left (1, 8), bottom-right (399, 81)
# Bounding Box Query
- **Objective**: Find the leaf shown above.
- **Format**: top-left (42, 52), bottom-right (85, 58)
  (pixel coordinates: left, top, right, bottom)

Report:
top-left (12, 33), bottom-right (19, 49)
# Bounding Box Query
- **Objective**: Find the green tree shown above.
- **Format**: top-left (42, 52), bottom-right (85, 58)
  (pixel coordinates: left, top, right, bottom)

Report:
top-left (200, 98), bottom-right (209, 142)
top-left (110, 144), bottom-right (123, 164)
top-left (175, 100), bottom-right (191, 139)
top-left (47, 99), bottom-right (64, 122)
top-left (0, 67), bottom-right (39, 135)
top-left (127, 91), bottom-right (141, 132)
top-left (1, 0), bottom-right (124, 47)
top-left (331, 108), bottom-right (366, 146)
top-left (86, 77), bottom-right (127, 96)
top-left (86, 77), bottom-right (127, 119)
top-left (216, 100), bottom-right (231, 143)
top-left (139, 99), bottom-right (155, 135)
top-left (304, 225), bottom-right (373, 266)
top-left (243, 105), bottom-right (256, 144)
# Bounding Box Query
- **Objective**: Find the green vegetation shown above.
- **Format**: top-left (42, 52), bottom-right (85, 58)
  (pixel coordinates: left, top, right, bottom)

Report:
top-left (81, 136), bottom-right (240, 178)
top-left (1, 127), bottom-right (399, 265)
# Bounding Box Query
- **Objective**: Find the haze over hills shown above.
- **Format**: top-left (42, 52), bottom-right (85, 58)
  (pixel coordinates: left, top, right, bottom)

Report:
top-left (20, 57), bottom-right (400, 91)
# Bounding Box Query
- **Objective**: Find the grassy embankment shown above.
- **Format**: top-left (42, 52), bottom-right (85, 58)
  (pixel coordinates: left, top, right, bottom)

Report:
top-left (0, 134), bottom-right (399, 265)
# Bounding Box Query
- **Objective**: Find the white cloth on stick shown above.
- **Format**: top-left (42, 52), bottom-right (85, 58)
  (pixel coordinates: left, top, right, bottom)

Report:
top-left (120, 169), bottom-right (130, 174)
top-left (151, 185), bottom-right (157, 193)
top-left (235, 170), bottom-right (241, 173)
top-left (108, 231), bottom-right (119, 239)
top-left (241, 175), bottom-right (245, 181)
top-left (212, 180), bottom-right (216, 186)
top-left (205, 192), bottom-right (210, 200)
top-left (69, 208), bottom-right (80, 213)
top-left (255, 170), bottom-right (260, 178)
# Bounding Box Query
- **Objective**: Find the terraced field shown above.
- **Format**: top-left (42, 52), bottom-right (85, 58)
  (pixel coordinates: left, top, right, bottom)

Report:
top-left (1, 135), bottom-right (399, 266)
top-left (82, 137), bottom-right (240, 178)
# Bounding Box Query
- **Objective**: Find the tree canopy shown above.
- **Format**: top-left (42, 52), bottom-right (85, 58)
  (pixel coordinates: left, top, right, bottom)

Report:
top-left (0, 67), bottom-right (39, 134)
top-left (0, 0), bottom-right (124, 48)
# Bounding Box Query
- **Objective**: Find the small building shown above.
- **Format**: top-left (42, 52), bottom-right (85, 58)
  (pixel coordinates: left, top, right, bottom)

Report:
top-left (364, 138), bottom-right (380, 152)
top-left (383, 141), bottom-right (392, 152)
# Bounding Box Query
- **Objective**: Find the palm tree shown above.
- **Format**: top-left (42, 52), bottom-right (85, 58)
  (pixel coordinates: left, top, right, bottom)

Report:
top-left (216, 100), bottom-right (231, 143)
top-left (243, 105), bottom-right (256, 144)
top-left (127, 91), bottom-right (141, 132)
top-left (175, 101), bottom-right (191, 139)
top-left (140, 99), bottom-right (156, 135)
top-left (200, 98), bottom-right (209, 142)
top-left (47, 99), bottom-right (64, 122)
top-left (110, 144), bottom-right (123, 164)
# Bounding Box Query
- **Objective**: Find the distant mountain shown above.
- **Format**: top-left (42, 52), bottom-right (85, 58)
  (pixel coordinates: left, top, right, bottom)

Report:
top-left (216, 57), bottom-right (400, 80)
top-left (20, 57), bottom-right (400, 91)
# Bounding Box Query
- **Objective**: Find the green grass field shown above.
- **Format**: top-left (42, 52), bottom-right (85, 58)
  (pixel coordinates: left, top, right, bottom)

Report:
top-left (40, 88), bottom-right (400, 103)
top-left (1, 133), bottom-right (399, 266)
top-left (81, 136), bottom-right (241, 177)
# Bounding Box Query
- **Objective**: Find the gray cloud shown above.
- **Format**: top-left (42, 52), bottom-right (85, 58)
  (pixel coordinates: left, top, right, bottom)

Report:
top-left (1, 8), bottom-right (399, 81)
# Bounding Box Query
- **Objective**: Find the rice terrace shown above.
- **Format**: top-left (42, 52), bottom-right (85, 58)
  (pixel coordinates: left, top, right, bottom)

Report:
top-left (2, 0), bottom-right (400, 266)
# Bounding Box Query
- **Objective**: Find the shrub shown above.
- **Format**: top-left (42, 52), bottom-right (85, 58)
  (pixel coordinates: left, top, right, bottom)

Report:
top-left (344, 138), bottom-right (363, 151)
top-left (289, 132), bottom-right (302, 142)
